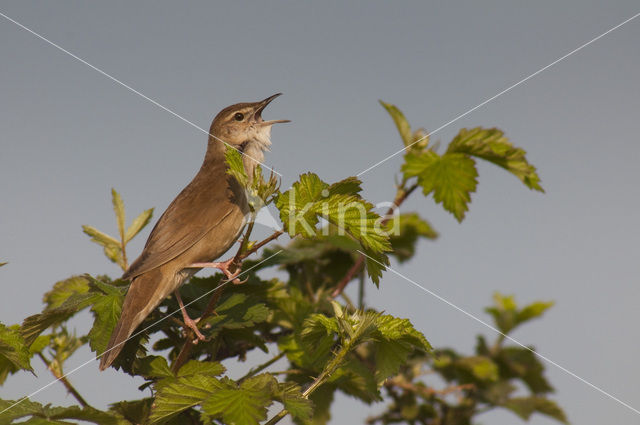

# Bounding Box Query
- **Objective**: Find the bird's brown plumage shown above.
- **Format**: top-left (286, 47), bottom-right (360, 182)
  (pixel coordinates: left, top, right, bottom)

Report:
top-left (99, 94), bottom-right (287, 370)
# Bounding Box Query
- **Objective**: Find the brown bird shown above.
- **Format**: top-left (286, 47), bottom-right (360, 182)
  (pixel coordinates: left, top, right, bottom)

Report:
top-left (99, 93), bottom-right (288, 370)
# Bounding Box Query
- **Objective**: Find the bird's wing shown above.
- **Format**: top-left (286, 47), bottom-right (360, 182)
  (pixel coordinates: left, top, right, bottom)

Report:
top-left (123, 172), bottom-right (245, 280)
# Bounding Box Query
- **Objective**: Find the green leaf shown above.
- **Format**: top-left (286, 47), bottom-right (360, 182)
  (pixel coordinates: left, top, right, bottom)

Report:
top-left (132, 356), bottom-right (173, 380)
top-left (380, 101), bottom-right (412, 147)
top-left (0, 399), bottom-right (120, 425)
top-left (447, 127), bottom-right (544, 191)
top-left (82, 225), bottom-right (120, 249)
top-left (517, 301), bottom-right (554, 325)
top-left (372, 314), bottom-right (432, 384)
top-left (274, 383), bottom-right (313, 421)
top-left (86, 278), bottom-right (125, 357)
top-left (21, 292), bottom-right (99, 346)
top-left (0, 323), bottom-right (33, 373)
top-left (124, 208), bottom-right (153, 243)
top-left (276, 173), bottom-right (391, 284)
top-left (110, 398), bottom-right (153, 425)
top-left (457, 356), bottom-right (499, 382)
top-left (386, 213), bottom-right (437, 263)
top-left (176, 360), bottom-right (225, 378)
top-left (200, 293), bottom-right (270, 333)
top-left (151, 374), bottom-right (228, 424)
top-left (225, 146), bottom-right (249, 187)
top-left (201, 374), bottom-right (275, 425)
top-left (504, 396), bottom-right (568, 424)
top-left (111, 188), bottom-right (126, 242)
top-left (403, 151), bottom-right (478, 222)
top-left (43, 276), bottom-right (90, 310)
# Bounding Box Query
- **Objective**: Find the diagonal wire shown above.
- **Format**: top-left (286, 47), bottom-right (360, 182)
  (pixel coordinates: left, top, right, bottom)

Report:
top-left (356, 11), bottom-right (640, 177)
top-left (358, 250), bottom-right (640, 416)
top-left (0, 10), bottom-right (282, 177)
top-left (0, 249), bottom-right (283, 415)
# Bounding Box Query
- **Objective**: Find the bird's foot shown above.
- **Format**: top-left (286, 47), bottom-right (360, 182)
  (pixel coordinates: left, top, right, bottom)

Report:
top-left (182, 315), bottom-right (206, 343)
top-left (174, 290), bottom-right (206, 343)
top-left (189, 258), bottom-right (247, 284)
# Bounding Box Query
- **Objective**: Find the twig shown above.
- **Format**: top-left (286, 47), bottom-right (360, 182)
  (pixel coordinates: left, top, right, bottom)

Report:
top-left (331, 183), bottom-right (418, 298)
top-left (237, 351), bottom-right (286, 383)
top-left (37, 353), bottom-right (90, 407)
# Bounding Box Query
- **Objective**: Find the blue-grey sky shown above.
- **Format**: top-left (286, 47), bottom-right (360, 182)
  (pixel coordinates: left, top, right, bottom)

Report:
top-left (1, 2), bottom-right (639, 424)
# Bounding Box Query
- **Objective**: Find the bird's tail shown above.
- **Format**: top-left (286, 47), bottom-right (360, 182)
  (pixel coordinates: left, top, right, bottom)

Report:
top-left (99, 268), bottom-right (168, 370)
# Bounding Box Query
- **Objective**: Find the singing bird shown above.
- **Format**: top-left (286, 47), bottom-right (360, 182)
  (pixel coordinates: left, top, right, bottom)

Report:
top-left (99, 93), bottom-right (288, 370)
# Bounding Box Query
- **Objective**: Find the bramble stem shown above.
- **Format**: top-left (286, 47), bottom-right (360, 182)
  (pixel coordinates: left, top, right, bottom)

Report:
top-left (37, 353), bottom-right (89, 407)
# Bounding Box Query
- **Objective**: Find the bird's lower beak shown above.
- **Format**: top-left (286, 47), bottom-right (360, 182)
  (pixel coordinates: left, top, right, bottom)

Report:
top-left (254, 93), bottom-right (290, 125)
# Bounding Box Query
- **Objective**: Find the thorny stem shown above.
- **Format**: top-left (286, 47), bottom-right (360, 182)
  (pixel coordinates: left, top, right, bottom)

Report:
top-left (265, 337), bottom-right (353, 425)
top-left (331, 183), bottom-right (419, 298)
top-left (37, 353), bottom-right (89, 407)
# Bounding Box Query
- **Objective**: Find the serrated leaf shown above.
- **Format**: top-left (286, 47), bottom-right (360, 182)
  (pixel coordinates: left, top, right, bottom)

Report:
top-left (447, 127), bottom-right (544, 191)
top-left (504, 396), bottom-right (568, 424)
top-left (403, 151), bottom-right (478, 222)
top-left (86, 279), bottom-right (125, 356)
top-left (225, 147), bottom-right (249, 187)
top-left (124, 208), bottom-right (153, 243)
top-left (0, 323), bottom-right (33, 373)
top-left (498, 347), bottom-right (554, 394)
top-left (380, 101), bottom-right (412, 147)
top-left (150, 374), bottom-right (228, 424)
top-left (372, 315), bottom-right (431, 384)
top-left (133, 356), bottom-right (173, 380)
top-left (330, 359), bottom-right (380, 403)
top-left (0, 399), bottom-right (120, 425)
top-left (274, 383), bottom-right (313, 421)
top-left (43, 276), bottom-right (90, 310)
top-left (110, 398), bottom-right (153, 425)
top-left (21, 292), bottom-right (99, 346)
top-left (517, 301), bottom-right (554, 325)
top-left (201, 293), bottom-right (269, 332)
top-left (111, 188), bottom-right (126, 241)
top-left (176, 360), bottom-right (225, 378)
top-left (200, 374), bottom-right (275, 425)
top-left (82, 225), bottom-right (120, 248)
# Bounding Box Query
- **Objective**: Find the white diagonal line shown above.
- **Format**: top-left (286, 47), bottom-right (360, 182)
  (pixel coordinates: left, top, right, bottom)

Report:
top-left (0, 10), bottom-right (282, 177)
top-left (358, 250), bottom-right (640, 416)
top-left (0, 249), bottom-right (282, 415)
top-left (357, 11), bottom-right (640, 177)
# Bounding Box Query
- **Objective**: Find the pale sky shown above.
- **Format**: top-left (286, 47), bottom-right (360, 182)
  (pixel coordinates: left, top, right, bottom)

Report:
top-left (1, 2), bottom-right (640, 424)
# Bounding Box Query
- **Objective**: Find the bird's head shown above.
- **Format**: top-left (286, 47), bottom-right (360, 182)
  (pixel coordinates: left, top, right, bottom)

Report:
top-left (209, 93), bottom-right (289, 156)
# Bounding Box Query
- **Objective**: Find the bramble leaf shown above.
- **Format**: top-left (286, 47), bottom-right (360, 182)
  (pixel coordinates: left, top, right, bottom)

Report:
top-left (111, 188), bottom-right (126, 242)
top-left (225, 146), bottom-right (249, 187)
top-left (201, 374), bottom-right (276, 425)
top-left (380, 101), bottom-right (412, 147)
top-left (0, 324), bottom-right (32, 375)
top-left (86, 277), bottom-right (125, 357)
top-left (447, 127), bottom-right (544, 192)
top-left (504, 396), bottom-right (568, 424)
top-left (125, 208), bottom-right (153, 243)
top-left (403, 151), bottom-right (478, 222)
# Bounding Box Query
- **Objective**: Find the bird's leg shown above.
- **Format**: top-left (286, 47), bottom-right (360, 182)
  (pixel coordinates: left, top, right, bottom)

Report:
top-left (174, 290), bottom-right (206, 342)
top-left (189, 258), bottom-right (246, 284)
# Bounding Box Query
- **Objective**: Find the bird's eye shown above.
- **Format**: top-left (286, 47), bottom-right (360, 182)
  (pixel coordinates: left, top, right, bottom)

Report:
top-left (234, 113), bottom-right (244, 121)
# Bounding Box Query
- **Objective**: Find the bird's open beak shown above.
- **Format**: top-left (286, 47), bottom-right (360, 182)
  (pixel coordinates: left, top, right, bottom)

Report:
top-left (254, 93), bottom-right (290, 125)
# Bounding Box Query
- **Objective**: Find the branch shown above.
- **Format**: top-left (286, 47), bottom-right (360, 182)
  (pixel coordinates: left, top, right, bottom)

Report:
top-left (331, 183), bottom-right (418, 298)
top-left (37, 353), bottom-right (89, 407)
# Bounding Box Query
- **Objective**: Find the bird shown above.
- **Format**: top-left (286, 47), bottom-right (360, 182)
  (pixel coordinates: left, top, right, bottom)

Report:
top-left (99, 93), bottom-right (289, 370)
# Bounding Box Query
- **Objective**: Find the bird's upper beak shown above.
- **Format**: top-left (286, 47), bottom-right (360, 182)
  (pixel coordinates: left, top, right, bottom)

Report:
top-left (254, 93), bottom-right (290, 125)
